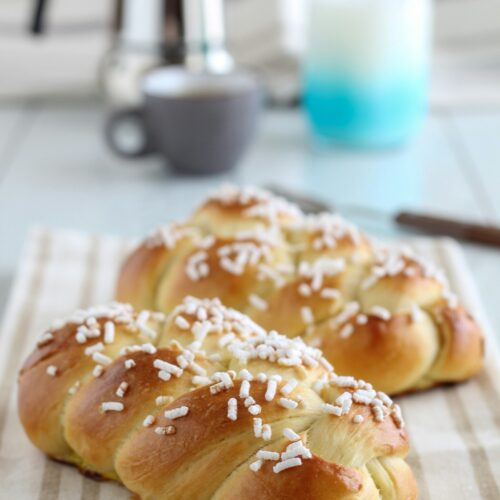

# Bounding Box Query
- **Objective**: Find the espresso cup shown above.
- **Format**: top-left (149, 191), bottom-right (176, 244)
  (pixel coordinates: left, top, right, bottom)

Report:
top-left (105, 67), bottom-right (262, 174)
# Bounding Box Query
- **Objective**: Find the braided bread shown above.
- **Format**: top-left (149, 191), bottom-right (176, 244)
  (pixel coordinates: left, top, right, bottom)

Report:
top-left (117, 185), bottom-right (484, 395)
top-left (18, 297), bottom-right (416, 499)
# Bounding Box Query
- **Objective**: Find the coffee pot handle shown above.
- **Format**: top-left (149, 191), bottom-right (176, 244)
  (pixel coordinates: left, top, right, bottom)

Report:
top-left (104, 108), bottom-right (155, 159)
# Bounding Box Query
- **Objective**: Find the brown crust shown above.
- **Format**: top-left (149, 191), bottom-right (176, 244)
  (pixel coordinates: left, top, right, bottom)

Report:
top-left (155, 236), bottom-right (293, 313)
top-left (191, 197), bottom-right (300, 236)
top-left (116, 379), bottom-right (411, 499)
top-left (306, 401), bottom-right (410, 465)
top-left (428, 303), bottom-right (484, 381)
top-left (64, 348), bottom-right (206, 478)
top-left (18, 317), bottom-right (155, 463)
top-left (317, 313), bottom-right (440, 395)
top-left (248, 275), bottom-right (345, 336)
top-left (358, 270), bottom-right (444, 313)
top-left (214, 452), bottom-right (365, 500)
top-left (115, 380), bottom-right (323, 498)
top-left (116, 230), bottom-right (199, 311)
top-left (18, 324), bottom-right (97, 460)
top-left (115, 242), bottom-right (173, 310)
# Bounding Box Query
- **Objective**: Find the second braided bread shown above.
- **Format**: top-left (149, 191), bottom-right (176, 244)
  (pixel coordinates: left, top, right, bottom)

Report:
top-left (117, 185), bottom-right (484, 395)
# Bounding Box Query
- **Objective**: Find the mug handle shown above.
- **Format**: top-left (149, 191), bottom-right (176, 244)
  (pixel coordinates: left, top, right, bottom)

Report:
top-left (104, 108), bottom-right (155, 159)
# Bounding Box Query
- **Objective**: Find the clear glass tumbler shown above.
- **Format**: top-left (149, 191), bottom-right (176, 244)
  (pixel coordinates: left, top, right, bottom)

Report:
top-left (303, 0), bottom-right (432, 147)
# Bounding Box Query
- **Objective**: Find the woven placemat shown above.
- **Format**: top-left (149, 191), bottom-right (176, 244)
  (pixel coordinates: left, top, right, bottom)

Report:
top-left (1, 228), bottom-right (499, 499)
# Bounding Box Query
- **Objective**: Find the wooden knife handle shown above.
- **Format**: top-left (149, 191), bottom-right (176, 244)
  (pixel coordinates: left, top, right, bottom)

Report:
top-left (395, 211), bottom-right (500, 247)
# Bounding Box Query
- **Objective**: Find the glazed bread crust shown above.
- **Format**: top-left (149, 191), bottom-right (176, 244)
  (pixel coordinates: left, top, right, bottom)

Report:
top-left (117, 185), bottom-right (484, 395)
top-left (18, 298), bottom-right (416, 499)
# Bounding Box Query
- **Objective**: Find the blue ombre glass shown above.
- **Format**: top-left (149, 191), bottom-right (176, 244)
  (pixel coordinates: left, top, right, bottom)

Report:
top-left (302, 0), bottom-right (432, 147)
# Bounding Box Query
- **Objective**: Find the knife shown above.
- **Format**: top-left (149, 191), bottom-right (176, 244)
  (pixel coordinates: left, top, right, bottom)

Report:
top-left (265, 184), bottom-right (500, 248)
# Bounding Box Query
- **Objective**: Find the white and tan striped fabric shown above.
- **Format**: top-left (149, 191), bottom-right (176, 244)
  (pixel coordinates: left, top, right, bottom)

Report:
top-left (1, 228), bottom-right (499, 499)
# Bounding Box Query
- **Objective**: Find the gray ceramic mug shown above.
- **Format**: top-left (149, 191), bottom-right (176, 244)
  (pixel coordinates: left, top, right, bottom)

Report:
top-left (105, 67), bottom-right (262, 174)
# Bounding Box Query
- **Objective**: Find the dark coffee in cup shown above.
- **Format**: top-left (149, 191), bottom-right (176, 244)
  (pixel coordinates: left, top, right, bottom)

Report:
top-left (105, 67), bottom-right (262, 174)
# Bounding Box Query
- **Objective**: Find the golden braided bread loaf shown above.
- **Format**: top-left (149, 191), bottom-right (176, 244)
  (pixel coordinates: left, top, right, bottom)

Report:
top-left (19, 297), bottom-right (416, 499)
top-left (117, 185), bottom-right (484, 395)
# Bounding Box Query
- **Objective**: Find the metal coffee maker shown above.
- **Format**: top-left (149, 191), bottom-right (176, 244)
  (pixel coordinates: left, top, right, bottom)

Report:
top-left (103, 0), bottom-right (238, 158)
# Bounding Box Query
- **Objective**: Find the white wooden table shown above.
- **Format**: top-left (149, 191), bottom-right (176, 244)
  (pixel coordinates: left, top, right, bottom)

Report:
top-left (1, 100), bottom-right (499, 341)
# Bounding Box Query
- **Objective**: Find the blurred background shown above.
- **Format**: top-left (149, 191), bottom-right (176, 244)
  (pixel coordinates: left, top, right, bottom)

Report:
top-left (1, 0), bottom-right (500, 327)
top-left (2, 0), bottom-right (500, 105)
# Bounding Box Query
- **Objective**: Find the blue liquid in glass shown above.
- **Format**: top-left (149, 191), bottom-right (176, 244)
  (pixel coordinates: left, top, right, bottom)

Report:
top-left (303, 72), bottom-right (428, 147)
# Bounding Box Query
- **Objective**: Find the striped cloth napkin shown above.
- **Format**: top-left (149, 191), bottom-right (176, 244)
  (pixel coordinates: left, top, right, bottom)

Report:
top-left (1, 228), bottom-right (499, 499)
